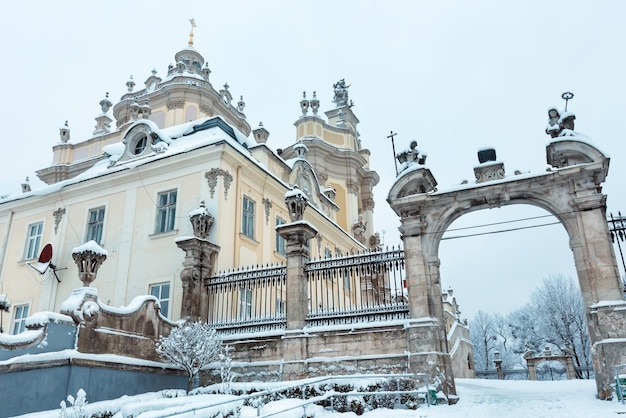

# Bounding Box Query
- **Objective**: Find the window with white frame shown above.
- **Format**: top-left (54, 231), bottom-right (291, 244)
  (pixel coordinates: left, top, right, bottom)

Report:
top-left (239, 288), bottom-right (252, 319)
top-left (86, 207), bottom-right (105, 244)
top-left (12, 304), bottom-right (29, 334)
top-left (156, 190), bottom-right (177, 233)
top-left (242, 196), bottom-right (255, 239)
top-left (150, 283), bottom-right (170, 318)
top-left (275, 217), bottom-right (286, 255)
top-left (24, 222), bottom-right (43, 260)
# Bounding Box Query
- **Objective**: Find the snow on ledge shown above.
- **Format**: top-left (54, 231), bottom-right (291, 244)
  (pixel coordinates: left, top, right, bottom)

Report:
top-left (0, 329), bottom-right (44, 347)
top-left (24, 311), bottom-right (74, 328)
top-left (72, 240), bottom-right (108, 256)
top-left (60, 287), bottom-right (98, 312)
top-left (589, 300), bottom-right (626, 309)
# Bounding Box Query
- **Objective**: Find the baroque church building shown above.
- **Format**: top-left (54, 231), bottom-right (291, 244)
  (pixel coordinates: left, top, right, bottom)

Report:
top-left (0, 39), bottom-right (379, 328)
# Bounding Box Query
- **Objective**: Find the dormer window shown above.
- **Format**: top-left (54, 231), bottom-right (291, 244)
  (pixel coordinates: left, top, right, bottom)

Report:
top-left (133, 134), bottom-right (148, 155)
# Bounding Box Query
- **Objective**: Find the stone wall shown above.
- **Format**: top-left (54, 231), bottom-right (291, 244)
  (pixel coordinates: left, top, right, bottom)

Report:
top-left (0, 359), bottom-right (186, 417)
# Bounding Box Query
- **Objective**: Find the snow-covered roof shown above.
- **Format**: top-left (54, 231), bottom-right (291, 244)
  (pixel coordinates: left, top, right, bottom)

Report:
top-left (0, 116), bottom-right (253, 204)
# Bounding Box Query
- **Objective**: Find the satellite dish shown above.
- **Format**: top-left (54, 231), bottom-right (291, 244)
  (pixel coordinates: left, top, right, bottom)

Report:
top-left (27, 243), bottom-right (53, 274)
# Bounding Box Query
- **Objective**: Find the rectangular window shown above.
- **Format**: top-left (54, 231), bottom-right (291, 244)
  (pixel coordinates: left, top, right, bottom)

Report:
top-left (150, 283), bottom-right (170, 318)
top-left (344, 272), bottom-right (351, 291)
top-left (24, 222), bottom-right (43, 260)
top-left (156, 190), bottom-right (177, 233)
top-left (242, 196), bottom-right (255, 239)
top-left (12, 304), bottom-right (29, 334)
top-left (275, 217), bottom-right (286, 255)
top-left (324, 247), bottom-right (333, 259)
top-left (239, 288), bottom-right (252, 319)
top-left (86, 207), bottom-right (105, 244)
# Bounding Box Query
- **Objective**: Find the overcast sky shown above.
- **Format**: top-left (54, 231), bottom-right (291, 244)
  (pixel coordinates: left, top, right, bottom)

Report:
top-left (0, 1), bottom-right (624, 319)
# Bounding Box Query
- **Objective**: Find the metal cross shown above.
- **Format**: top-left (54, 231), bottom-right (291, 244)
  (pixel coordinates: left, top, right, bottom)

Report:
top-left (387, 131), bottom-right (398, 175)
top-left (561, 91), bottom-right (574, 112)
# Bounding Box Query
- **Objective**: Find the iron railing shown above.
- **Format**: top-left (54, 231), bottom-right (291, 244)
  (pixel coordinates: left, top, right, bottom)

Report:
top-left (205, 248), bottom-right (408, 333)
top-left (305, 247), bottom-right (408, 326)
top-left (206, 264), bottom-right (287, 334)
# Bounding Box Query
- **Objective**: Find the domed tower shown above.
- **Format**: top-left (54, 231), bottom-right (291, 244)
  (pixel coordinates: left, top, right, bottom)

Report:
top-left (37, 24), bottom-right (251, 185)
top-left (112, 43), bottom-right (250, 136)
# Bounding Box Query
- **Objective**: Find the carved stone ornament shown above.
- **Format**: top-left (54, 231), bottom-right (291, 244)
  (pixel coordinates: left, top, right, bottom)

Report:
top-left (474, 162), bottom-right (506, 183)
top-left (263, 197), bottom-right (272, 225)
top-left (285, 186), bottom-right (308, 222)
top-left (189, 201), bottom-right (214, 239)
top-left (205, 168), bottom-right (233, 199)
top-left (53, 207), bottom-right (66, 234)
top-left (72, 241), bottom-right (108, 287)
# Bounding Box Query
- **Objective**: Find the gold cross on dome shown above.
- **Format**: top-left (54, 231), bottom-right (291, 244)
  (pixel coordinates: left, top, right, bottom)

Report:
top-left (188, 18), bottom-right (196, 46)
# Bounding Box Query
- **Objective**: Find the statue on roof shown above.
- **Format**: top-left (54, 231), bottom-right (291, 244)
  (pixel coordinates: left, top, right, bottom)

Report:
top-left (545, 92), bottom-right (577, 138)
top-left (332, 79), bottom-right (350, 107)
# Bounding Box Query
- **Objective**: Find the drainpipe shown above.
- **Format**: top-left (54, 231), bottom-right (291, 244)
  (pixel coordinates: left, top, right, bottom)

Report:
top-left (233, 165), bottom-right (242, 268)
top-left (0, 210), bottom-right (14, 292)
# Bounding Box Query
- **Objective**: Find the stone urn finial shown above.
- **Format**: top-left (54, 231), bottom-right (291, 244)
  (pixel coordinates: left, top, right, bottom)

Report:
top-left (189, 201), bottom-right (214, 239)
top-left (72, 241), bottom-right (108, 287)
top-left (285, 186), bottom-right (308, 222)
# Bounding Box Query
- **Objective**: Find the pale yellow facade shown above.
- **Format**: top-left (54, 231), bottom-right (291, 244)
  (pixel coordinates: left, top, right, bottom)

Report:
top-left (0, 45), bottom-right (379, 333)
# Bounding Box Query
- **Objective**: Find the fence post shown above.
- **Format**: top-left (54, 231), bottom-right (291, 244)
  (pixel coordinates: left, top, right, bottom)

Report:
top-left (277, 187), bottom-right (317, 330)
top-left (175, 202), bottom-right (221, 322)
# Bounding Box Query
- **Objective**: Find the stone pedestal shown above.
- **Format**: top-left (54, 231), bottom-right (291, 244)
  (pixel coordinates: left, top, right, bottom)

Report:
top-left (277, 221), bottom-right (318, 330)
top-left (175, 237), bottom-right (220, 321)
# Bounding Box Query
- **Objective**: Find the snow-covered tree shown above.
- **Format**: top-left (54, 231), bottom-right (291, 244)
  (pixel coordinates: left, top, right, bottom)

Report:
top-left (470, 310), bottom-right (499, 370)
top-left (526, 275), bottom-right (591, 378)
top-left (156, 321), bottom-right (224, 391)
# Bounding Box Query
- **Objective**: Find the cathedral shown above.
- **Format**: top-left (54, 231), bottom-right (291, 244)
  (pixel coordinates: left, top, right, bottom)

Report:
top-left (0, 36), bottom-right (378, 327)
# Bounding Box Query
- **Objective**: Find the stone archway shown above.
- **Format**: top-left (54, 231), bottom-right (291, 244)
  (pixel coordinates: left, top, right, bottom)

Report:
top-left (388, 138), bottom-right (626, 399)
top-left (524, 347), bottom-right (577, 380)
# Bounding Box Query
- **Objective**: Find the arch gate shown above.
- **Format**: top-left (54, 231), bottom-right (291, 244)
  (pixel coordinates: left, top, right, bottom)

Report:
top-left (388, 138), bottom-right (626, 400)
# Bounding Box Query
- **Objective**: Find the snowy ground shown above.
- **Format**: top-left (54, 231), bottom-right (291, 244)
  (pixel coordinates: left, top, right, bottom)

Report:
top-left (16, 378), bottom-right (626, 418)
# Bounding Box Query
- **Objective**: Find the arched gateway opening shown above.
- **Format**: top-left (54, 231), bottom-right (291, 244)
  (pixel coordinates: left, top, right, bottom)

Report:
top-left (388, 137), bottom-right (626, 400)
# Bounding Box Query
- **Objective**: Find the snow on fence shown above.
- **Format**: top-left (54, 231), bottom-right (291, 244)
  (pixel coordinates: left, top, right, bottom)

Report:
top-left (205, 247), bottom-right (407, 334)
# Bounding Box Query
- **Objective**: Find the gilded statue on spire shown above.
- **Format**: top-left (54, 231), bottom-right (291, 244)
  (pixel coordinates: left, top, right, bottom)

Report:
top-left (188, 18), bottom-right (196, 46)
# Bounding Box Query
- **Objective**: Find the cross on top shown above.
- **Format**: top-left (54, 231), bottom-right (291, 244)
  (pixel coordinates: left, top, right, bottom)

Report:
top-left (561, 91), bottom-right (574, 112)
top-left (188, 18), bottom-right (196, 46)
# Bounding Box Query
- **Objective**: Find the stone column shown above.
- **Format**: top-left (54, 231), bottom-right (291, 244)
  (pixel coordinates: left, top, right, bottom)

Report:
top-left (566, 196), bottom-right (626, 398)
top-left (493, 351), bottom-right (504, 380)
top-left (277, 223), bottom-right (317, 330)
top-left (176, 238), bottom-right (220, 321)
top-left (175, 202), bottom-right (220, 322)
top-left (399, 217), bottom-right (456, 400)
top-left (277, 187), bottom-right (318, 330)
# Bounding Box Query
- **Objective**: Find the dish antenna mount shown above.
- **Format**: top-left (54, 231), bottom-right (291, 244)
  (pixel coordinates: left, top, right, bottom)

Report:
top-left (27, 243), bottom-right (63, 282)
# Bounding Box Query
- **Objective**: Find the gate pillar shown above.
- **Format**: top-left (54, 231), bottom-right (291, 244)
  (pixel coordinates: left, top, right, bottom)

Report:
top-left (176, 202), bottom-right (220, 322)
top-left (390, 171), bottom-right (457, 399)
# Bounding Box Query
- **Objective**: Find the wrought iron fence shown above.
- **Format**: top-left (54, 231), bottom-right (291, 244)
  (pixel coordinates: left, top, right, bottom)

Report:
top-left (305, 246), bottom-right (408, 326)
top-left (206, 264), bottom-right (287, 334)
top-left (608, 213), bottom-right (626, 289)
top-left (205, 247), bottom-right (408, 333)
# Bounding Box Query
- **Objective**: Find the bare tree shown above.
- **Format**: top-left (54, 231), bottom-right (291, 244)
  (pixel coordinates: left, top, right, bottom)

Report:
top-left (156, 321), bottom-right (224, 391)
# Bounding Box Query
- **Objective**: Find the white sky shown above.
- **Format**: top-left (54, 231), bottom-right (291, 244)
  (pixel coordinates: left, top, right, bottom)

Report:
top-left (0, 1), bottom-right (625, 319)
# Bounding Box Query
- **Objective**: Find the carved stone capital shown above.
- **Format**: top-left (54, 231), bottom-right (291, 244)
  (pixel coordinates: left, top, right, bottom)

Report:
top-left (474, 162), bottom-right (505, 183)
